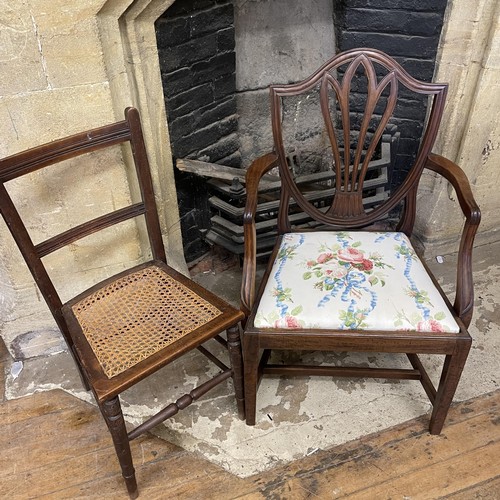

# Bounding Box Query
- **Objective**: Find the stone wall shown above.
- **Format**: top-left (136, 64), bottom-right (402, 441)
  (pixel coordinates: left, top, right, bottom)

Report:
top-left (156, 0), bottom-right (239, 165)
top-left (156, 0), bottom-right (238, 261)
top-left (416, 0), bottom-right (500, 254)
top-left (0, 0), bottom-right (185, 360)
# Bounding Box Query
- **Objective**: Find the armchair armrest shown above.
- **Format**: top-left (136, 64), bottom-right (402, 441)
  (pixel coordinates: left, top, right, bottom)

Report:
top-left (240, 152), bottom-right (279, 316)
top-left (425, 153), bottom-right (481, 327)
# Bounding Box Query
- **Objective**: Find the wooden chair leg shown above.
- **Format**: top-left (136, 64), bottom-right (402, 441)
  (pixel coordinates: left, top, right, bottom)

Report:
top-left (243, 334), bottom-right (260, 425)
top-left (100, 397), bottom-right (138, 499)
top-left (227, 324), bottom-right (245, 420)
top-left (429, 339), bottom-right (471, 435)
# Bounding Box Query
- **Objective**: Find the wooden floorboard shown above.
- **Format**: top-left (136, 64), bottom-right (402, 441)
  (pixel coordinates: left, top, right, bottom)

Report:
top-left (1, 390), bottom-right (498, 499)
top-left (444, 477), bottom-right (500, 499)
top-left (1, 334), bottom-right (499, 500)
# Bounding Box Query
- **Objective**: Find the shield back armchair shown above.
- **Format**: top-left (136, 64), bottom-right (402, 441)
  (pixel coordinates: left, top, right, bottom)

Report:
top-left (241, 48), bottom-right (480, 433)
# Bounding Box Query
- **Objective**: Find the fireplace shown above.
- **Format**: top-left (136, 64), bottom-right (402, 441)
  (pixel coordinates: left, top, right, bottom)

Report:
top-left (155, 0), bottom-right (448, 263)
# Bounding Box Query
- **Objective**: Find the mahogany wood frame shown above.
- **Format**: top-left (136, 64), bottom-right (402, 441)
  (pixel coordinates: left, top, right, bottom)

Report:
top-left (0, 108), bottom-right (245, 498)
top-left (241, 49), bottom-right (481, 434)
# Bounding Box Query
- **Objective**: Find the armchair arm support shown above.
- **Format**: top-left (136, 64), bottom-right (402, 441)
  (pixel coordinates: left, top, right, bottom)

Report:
top-left (241, 153), bottom-right (279, 316)
top-left (424, 153), bottom-right (481, 327)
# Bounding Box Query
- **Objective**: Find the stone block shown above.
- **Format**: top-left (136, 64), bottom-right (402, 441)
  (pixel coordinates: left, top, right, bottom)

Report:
top-left (397, 58), bottom-right (436, 82)
top-left (217, 150), bottom-right (242, 168)
top-left (217, 114), bottom-right (238, 137)
top-left (29, 1), bottom-right (107, 88)
top-left (217, 27), bottom-right (236, 52)
top-left (161, 0), bottom-right (217, 18)
top-left (169, 97), bottom-right (236, 140)
top-left (389, 117), bottom-right (423, 138)
top-left (166, 82), bottom-right (214, 122)
top-left (198, 132), bottom-right (240, 162)
top-left (156, 16), bottom-right (191, 48)
top-left (173, 118), bottom-right (231, 158)
top-left (393, 98), bottom-right (427, 122)
top-left (346, 0), bottom-right (448, 12)
top-left (340, 32), bottom-right (438, 59)
top-left (0, 2), bottom-right (47, 95)
top-left (158, 32), bottom-right (218, 72)
top-left (201, 97), bottom-right (237, 126)
top-left (161, 67), bottom-right (194, 98)
top-left (191, 52), bottom-right (236, 85)
top-left (213, 74), bottom-right (237, 100)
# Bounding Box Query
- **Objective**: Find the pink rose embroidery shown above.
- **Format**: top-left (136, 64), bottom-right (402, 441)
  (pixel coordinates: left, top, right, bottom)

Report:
top-left (317, 252), bottom-right (334, 264)
top-left (337, 247), bottom-right (365, 264)
top-left (417, 319), bottom-right (445, 332)
top-left (274, 315), bottom-right (302, 329)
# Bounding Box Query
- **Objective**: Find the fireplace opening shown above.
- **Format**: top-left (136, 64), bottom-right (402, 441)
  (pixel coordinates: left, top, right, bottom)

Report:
top-left (155, 0), bottom-right (239, 262)
top-left (155, 0), bottom-right (448, 263)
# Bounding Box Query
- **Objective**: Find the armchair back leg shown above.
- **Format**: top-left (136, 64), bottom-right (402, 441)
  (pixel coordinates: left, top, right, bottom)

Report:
top-left (227, 325), bottom-right (246, 420)
top-left (243, 335), bottom-right (260, 426)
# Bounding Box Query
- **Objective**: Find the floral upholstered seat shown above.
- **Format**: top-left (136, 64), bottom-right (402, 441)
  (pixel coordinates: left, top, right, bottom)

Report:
top-left (255, 231), bottom-right (459, 333)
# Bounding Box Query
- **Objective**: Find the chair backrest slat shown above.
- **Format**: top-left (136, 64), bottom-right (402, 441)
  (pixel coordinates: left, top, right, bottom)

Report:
top-left (34, 203), bottom-right (147, 258)
top-left (0, 122), bottom-right (131, 183)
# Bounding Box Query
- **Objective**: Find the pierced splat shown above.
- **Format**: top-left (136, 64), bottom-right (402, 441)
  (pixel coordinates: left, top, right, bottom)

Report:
top-left (320, 55), bottom-right (398, 217)
top-left (270, 48), bottom-right (447, 231)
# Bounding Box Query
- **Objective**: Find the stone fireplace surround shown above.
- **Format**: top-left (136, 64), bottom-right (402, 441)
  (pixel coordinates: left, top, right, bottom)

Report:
top-left (0, 0), bottom-right (499, 389)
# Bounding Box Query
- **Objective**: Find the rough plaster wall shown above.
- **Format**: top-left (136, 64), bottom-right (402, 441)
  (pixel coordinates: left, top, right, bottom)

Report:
top-left (416, 0), bottom-right (500, 253)
top-left (0, 0), bottom-right (192, 360)
top-left (0, 1), bottom-right (112, 155)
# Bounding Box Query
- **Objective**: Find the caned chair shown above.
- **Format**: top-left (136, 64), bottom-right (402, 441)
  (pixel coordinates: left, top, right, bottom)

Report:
top-left (0, 107), bottom-right (245, 498)
top-left (241, 48), bottom-right (480, 434)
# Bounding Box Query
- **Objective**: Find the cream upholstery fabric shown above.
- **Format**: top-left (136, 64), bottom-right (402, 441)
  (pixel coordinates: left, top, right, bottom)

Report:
top-left (254, 232), bottom-right (459, 333)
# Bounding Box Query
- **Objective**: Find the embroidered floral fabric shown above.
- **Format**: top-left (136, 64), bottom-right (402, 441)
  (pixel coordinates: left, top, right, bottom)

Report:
top-left (254, 232), bottom-right (460, 333)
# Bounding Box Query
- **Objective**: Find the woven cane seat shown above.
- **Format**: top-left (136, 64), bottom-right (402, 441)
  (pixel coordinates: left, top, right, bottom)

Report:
top-left (71, 264), bottom-right (223, 378)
